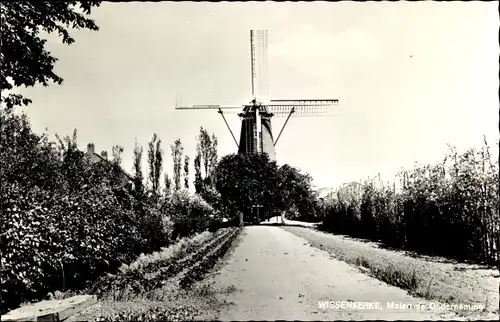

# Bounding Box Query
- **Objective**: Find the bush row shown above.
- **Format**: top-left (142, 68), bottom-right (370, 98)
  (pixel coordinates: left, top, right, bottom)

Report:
top-left (319, 143), bottom-right (499, 265)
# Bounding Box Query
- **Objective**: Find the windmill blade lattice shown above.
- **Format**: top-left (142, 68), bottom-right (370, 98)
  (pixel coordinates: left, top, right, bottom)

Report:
top-left (175, 104), bottom-right (243, 110)
top-left (268, 104), bottom-right (339, 118)
top-left (251, 30), bottom-right (268, 100)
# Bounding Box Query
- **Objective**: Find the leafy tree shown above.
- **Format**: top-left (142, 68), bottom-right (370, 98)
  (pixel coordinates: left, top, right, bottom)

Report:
top-left (183, 155), bottom-right (190, 190)
top-left (197, 128), bottom-right (211, 177)
top-left (0, 1), bottom-right (102, 109)
top-left (214, 153), bottom-right (320, 223)
top-left (147, 133), bottom-right (163, 199)
top-left (214, 153), bottom-right (281, 222)
top-left (163, 173), bottom-right (172, 198)
top-left (108, 145), bottom-right (125, 188)
top-left (277, 164), bottom-right (318, 222)
top-left (132, 140), bottom-right (144, 200)
top-left (170, 139), bottom-right (183, 192)
top-left (198, 129), bottom-right (218, 178)
top-left (133, 138), bottom-right (167, 254)
top-left (0, 109), bottom-right (62, 191)
top-left (209, 133), bottom-right (218, 179)
top-left (194, 153), bottom-right (202, 193)
top-left (169, 190), bottom-right (216, 239)
top-left (112, 145), bottom-right (124, 166)
top-left (55, 129), bottom-right (87, 194)
top-left (194, 128), bottom-right (218, 194)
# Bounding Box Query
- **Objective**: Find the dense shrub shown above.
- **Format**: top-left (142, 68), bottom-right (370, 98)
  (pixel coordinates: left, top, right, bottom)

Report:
top-left (320, 142), bottom-right (500, 265)
top-left (0, 110), bottom-right (210, 313)
top-left (0, 179), bottom-right (146, 312)
top-left (165, 190), bottom-right (219, 239)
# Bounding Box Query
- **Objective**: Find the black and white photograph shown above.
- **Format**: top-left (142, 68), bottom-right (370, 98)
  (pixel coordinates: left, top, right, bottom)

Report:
top-left (0, 1), bottom-right (498, 321)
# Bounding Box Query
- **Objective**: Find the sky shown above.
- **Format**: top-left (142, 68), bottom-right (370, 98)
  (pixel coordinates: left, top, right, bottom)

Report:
top-left (17, 1), bottom-right (499, 190)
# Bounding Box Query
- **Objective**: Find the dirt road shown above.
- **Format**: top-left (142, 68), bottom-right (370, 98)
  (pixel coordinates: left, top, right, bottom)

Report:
top-left (205, 226), bottom-right (473, 321)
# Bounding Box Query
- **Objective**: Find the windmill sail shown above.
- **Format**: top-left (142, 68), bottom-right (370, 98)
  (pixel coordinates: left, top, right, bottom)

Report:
top-left (250, 30), bottom-right (269, 102)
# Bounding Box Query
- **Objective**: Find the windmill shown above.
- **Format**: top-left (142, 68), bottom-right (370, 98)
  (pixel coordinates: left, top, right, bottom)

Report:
top-left (175, 30), bottom-right (340, 163)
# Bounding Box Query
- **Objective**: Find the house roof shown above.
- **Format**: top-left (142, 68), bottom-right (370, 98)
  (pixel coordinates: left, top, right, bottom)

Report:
top-left (342, 181), bottom-right (361, 187)
top-left (316, 187), bottom-right (336, 199)
top-left (88, 151), bottom-right (134, 181)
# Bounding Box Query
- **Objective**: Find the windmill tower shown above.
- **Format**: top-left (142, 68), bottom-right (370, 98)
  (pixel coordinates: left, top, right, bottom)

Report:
top-left (175, 30), bottom-right (340, 162)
